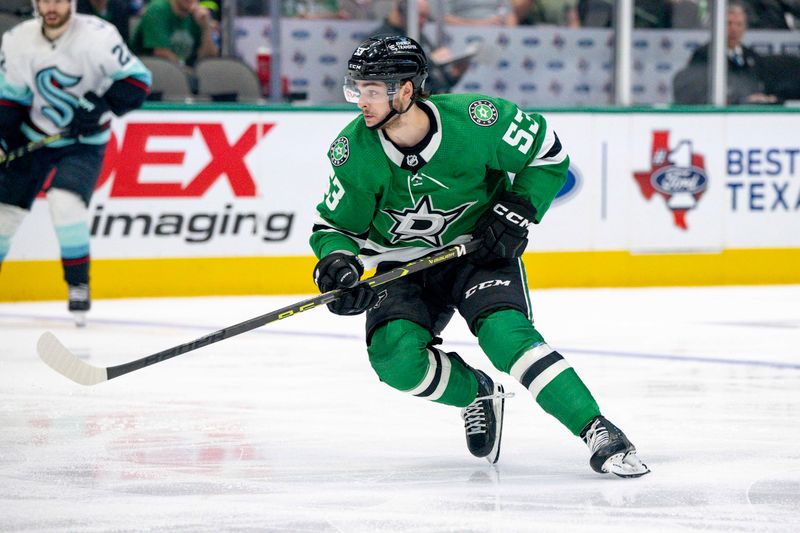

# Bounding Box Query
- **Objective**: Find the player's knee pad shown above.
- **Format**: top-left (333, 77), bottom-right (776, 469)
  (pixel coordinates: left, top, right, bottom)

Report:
top-left (46, 188), bottom-right (88, 226)
top-left (368, 320), bottom-right (429, 388)
top-left (367, 320), bottom-right (432, 389)
top-left (46, 188), bottom-right (91, 259)
top-left (0, 203), bottom-right (28, 236)
top-left (477, 308), bottom-right (544, 373)
top-left (368, 320), bottom-right (461, 402)
top-left (0, 203), bottom-right (28, 259)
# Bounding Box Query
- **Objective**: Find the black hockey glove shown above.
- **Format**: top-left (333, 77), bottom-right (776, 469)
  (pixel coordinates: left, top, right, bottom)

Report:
top-left (314, 252), bottom-right (377, 316)
top-left (67, 92), bottom-right (110, 137)
top-left (472, 191), bottom-right (537, 264)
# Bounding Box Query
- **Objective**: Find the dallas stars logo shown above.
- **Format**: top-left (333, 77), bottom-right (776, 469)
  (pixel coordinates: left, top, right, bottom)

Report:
top-left (328, 136), bottom-right (350, 166)
top-left (469, 100), bottom-right (498, 126)
top-left (384, 196), bottom-right (474, 247)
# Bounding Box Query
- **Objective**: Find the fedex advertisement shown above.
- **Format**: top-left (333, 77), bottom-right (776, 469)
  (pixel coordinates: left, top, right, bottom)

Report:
top-left (11, 111), bottom-right (357, 260)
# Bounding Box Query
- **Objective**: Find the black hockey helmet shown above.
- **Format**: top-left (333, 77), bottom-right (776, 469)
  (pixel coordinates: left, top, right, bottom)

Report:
top-left (346, 35), bottom-right (428, 94)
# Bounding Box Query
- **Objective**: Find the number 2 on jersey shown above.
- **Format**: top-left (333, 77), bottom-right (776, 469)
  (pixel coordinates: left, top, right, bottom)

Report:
top-left (112, 44), bottom-right (131, 66)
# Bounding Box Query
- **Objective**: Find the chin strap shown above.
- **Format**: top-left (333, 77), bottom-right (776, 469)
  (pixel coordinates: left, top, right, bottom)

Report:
top-left (366, 95), bottom-right (417, 131)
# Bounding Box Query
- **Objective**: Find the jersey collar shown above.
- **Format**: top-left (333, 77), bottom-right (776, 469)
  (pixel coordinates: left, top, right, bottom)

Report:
top-left (378, 99), bottom-right (443, 168)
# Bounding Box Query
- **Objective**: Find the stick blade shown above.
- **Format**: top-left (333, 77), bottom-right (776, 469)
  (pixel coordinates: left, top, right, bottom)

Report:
top-left (37, 331), bottom-right (108, 386)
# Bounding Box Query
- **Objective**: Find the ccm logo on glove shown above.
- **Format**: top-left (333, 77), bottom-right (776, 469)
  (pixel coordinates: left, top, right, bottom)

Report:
top-left (492, 204), bottom-right (532, 229)
top-left (472, 191), bottom-right (538, 264)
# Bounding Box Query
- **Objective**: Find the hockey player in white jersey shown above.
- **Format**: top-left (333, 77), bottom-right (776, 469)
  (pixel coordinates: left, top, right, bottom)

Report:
top-left (0, 0), bottom-right (151, 325)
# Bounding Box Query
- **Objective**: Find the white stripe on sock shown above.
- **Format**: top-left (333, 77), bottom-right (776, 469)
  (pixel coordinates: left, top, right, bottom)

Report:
top-left (509, 343), bottom-right (554, 382)
top-left (406, 349), bottom-right (438, 396)
top-left (528, 359), bottom-right (571, 399)
top-left (427, 353), bottom-right (452, 401)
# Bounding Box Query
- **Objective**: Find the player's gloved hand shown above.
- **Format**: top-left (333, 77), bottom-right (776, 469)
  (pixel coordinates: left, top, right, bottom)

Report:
top-left (314, 252), bottom-right (377, 316)
top-left (472, 191), bottom-right (537, 264)
top-left (67, 92), bottom-right (110, 137)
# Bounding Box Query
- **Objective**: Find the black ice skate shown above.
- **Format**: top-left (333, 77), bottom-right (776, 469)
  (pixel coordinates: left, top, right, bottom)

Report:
top-left (581, 416), bottom-right (650, 478)
top-left (68, 283), bottom-right (90, 328)
top-left (460, 370), bottom-right (509, 464)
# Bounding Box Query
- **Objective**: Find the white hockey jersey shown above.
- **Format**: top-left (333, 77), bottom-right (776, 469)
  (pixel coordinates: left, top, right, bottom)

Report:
top-left (0, 14), bottom-right (151, 146)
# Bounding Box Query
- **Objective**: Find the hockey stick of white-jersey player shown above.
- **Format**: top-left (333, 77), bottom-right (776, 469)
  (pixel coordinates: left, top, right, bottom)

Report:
top-left (37, 240), bottom-right (481, 386)
top-left (0, 134), bottom-right (63, 166)
top-left (0, 96), bottom-right (99, 166)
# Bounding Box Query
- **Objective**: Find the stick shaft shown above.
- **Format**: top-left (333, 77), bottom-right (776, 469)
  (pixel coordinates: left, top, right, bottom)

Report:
top-left (105, 241), bottom-right (479, 380)
top-left (0, 134), bottom-right (62, 165)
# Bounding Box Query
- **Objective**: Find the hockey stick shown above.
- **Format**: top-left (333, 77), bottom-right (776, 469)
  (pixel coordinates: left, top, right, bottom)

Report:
top-left (0, 134), bottom-right (63, 166)
top-left (37, 240), bottom-right (481, 386)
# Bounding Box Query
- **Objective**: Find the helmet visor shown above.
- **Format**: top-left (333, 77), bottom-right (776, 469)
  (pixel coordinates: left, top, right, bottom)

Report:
top-left (343, 77), bottom-right (398, 104)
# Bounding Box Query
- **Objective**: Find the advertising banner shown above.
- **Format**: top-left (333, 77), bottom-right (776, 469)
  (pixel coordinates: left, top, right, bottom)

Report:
top-left (3, 107), bottom-right (799, 298)
top-left (8, 108), bottom-right (800, 260)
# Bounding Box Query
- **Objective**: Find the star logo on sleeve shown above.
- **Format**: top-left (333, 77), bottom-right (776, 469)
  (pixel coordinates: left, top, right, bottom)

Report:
top-left (384, 196), bottom-right (475, 247)
top-left (469, 99), bottom-right (498, 126)
top-left (328, 136), bottom-right (350, 166)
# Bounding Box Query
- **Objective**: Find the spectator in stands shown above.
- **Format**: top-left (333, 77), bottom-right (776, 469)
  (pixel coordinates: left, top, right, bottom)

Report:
top-left (671, 0), bottom-right (703, 28)
top-left (739, 0), bottom-right (800, 29)
top-left (511, 0), bottom-right (580, 26)
top-left (128, 0), bottom-right (146, 16)
top-left (509, 0), bottom-right (541, 24)
top-left (291, 0), bottom-right (342, 18)
top-left (338, 0), bottom-right (378, 19)
top-left (540, 0), bottom-right (581, 25)
top-left (442, 0), bottom-right (517, 25)
top-left (77, 0), bottom-right (131, 42)
top-left (130, 0), bottom-right (219, 67)
top-left (200, 0), bottom-right (222, 21)
top-left (673, 2), bottom-right (778, 104)
top-left (372, 0), bottom-right (472, 93)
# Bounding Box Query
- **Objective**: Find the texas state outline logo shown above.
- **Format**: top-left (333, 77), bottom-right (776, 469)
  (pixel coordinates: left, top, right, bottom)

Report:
top-left (633, 130), bottom-right (709, 230)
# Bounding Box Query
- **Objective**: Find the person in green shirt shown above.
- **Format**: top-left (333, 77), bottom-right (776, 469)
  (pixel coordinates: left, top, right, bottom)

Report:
top-left (310, 36), bottom-right (650, 477)
top-left (130, 0), bottom-right (218, 66)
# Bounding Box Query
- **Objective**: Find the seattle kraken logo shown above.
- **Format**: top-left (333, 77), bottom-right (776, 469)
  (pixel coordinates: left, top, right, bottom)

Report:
top-left (384, 196), bottom-right (474, 247)
top-left (35, 67), bottom-right (82, 128)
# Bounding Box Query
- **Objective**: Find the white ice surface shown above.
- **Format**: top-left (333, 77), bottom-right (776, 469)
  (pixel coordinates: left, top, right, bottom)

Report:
top-left (1, 286), bottom-right (799, 532)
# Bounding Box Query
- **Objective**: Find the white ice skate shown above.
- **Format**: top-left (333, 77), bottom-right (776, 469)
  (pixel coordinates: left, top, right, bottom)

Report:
top-left (581, 416), bottom-right (650, 478)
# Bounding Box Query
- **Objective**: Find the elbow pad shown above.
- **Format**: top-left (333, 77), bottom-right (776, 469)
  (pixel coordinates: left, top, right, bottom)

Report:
top-left (103, 78), bottom-right (149, 116)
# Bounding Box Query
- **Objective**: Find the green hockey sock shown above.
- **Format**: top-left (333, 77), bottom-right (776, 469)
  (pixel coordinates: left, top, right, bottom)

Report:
top-left (510, 343), bottom-right (601, 435)
top-left (477, 309), bottom-right (600, 435)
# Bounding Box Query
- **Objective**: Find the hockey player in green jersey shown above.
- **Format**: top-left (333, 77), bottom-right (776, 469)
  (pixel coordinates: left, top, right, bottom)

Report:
top-left (310, 35), bottom-right (649, 477)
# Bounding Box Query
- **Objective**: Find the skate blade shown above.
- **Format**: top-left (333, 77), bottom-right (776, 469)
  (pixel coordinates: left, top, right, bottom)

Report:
top-left (71, 312), bottom-right (88, 328)
top-left (605, 451), bottom-right (651, 478)
top-left (484, 384), bottom-right (505, 465)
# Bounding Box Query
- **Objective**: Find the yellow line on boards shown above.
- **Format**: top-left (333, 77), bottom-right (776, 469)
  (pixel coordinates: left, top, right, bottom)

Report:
top-left (1, 249), bottom-right (799, 302)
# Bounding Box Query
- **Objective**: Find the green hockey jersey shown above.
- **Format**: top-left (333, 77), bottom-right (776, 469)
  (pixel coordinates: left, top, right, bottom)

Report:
top-left (310, 93), bottom-right (569, 267)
